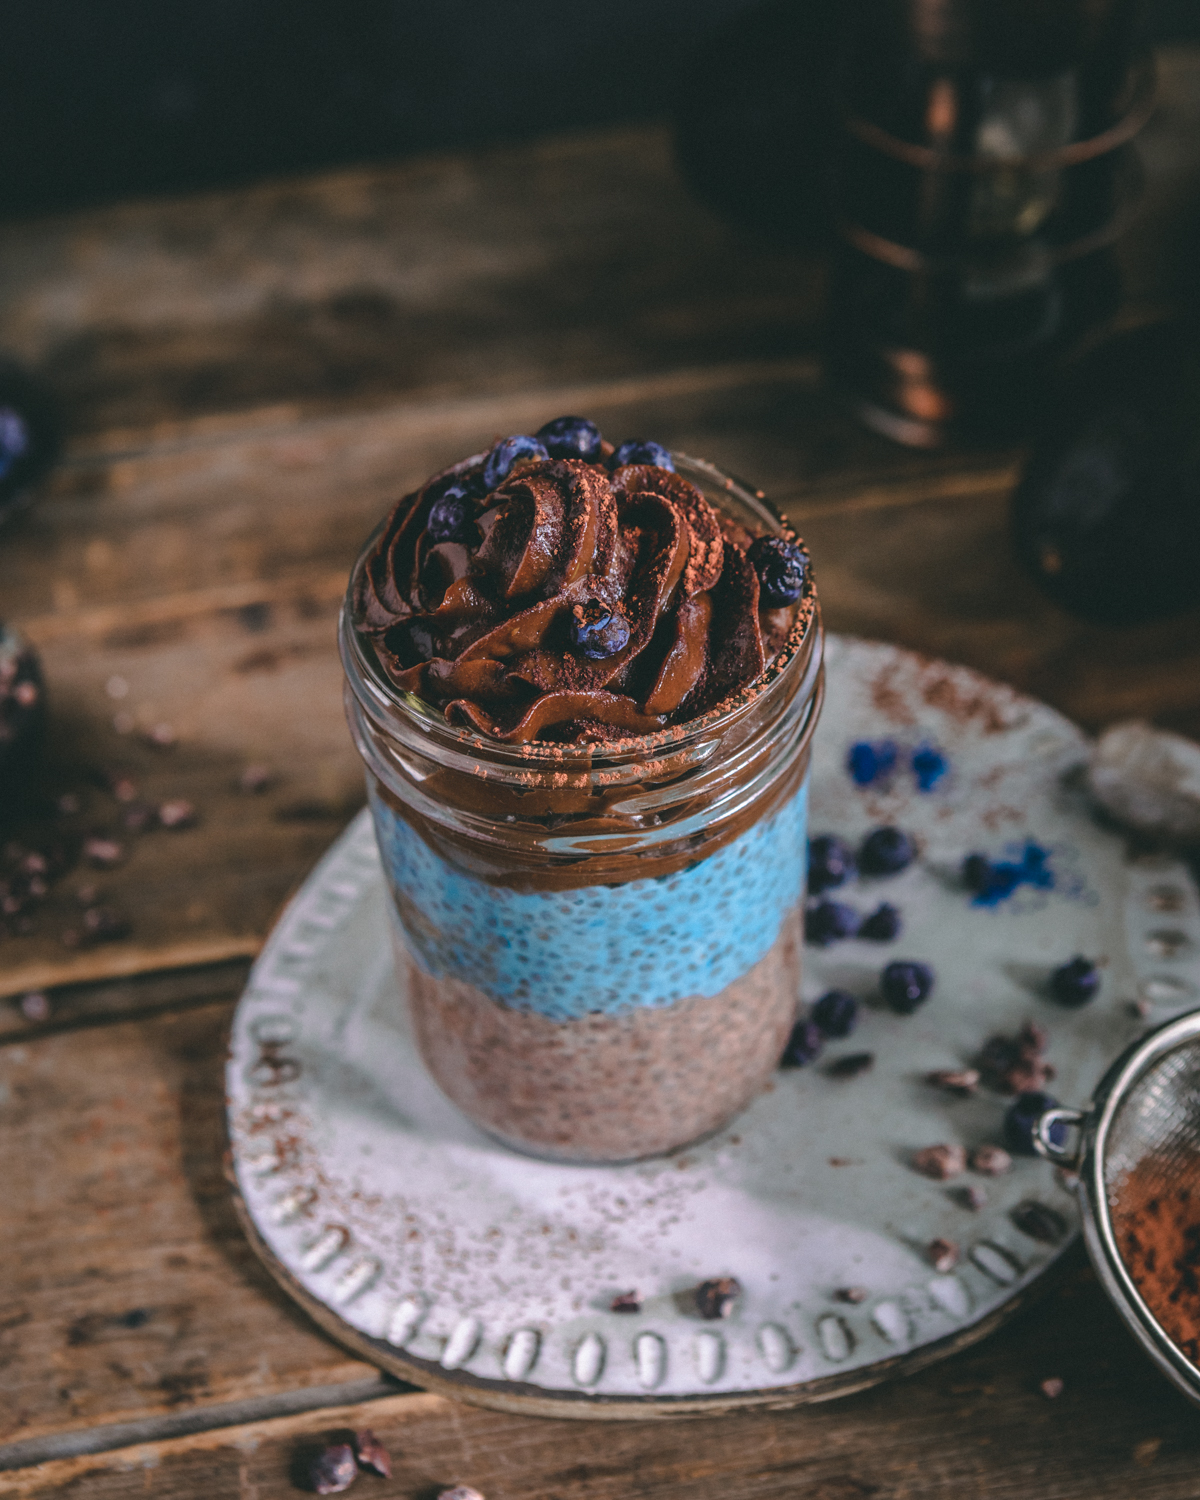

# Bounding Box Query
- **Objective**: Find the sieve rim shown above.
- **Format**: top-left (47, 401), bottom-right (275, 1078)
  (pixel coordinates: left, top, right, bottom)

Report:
top-left (1045, 1007), bottom-right (1200, 1408)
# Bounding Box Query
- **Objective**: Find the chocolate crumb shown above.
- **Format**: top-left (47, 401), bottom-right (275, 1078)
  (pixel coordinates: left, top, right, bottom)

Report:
top-left (82, 837), bottom-right (123, 867)
top-left (610, 1291), bottom-right (641, 1314)
top-left (970, 1145), bottom-right (1013, 1176)
top-left (928, 1237), bottom-right (959, 1273)
top-left (694, 1277), bottom-right (741, 1319)
top-left (18, 991), bottom-right (50, 1022)
top-left (1011, 1199), bottom-right (1069, 1244)
top-left (927, 1067), bottom-right (980, 1096)
top-left (158, 799), bottom-right (197, 829)
top-left (110, 775), bottom-right (139, 803)
top-left (353, 1430), bottom-right (391, 1478)
top-left (239, 763), bottom-right (275, 794)
top-left (827, 1051), bottom-right (874, 1079)
top-left (912, 1143), bottom-right (967, 1180)
top-left (956, 1185), bottom-right (988, 1211)
top-left (1040, 1376), bottom-right (1064, 1399)
top-left (835, 1286), bottom-right (868, 1304)
top-left (308, 1442), bottom-right (357, 1494)
top-left (828, 1156), bottom-right (861, 1167)
top-left (81, 906), bottom-right (132, 943)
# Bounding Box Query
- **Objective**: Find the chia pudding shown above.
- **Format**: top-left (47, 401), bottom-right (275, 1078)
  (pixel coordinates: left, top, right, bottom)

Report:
top-left (341, 421), bottom-right (823, 1161)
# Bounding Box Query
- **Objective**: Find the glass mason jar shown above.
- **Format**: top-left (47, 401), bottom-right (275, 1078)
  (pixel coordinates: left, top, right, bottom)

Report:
top-left (340, 454), bottom-right (824, 1163)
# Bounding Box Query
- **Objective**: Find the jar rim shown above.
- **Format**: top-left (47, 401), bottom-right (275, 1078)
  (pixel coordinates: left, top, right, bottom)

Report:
top-left (340, 449), bottom-right (820, 770)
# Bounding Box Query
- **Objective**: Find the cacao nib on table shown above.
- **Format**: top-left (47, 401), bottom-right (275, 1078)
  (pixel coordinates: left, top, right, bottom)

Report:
top-left (353, 1430), bottom-right (391, 1479)
top-left (827, 1051), bottom-right (874, 1079)
top-left (928, 1237), bottom-right (959, 1273)
top-left (307, 1442), bottom-right (357, 1494)
top-left (610, 1290), bottom-right (641, 1314)
top-left (1011, 1199), bottom-right (1069, 1245)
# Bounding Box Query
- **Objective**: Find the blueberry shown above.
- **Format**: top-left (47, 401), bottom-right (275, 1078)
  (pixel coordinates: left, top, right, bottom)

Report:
top-left (962, 853), bottom-right (993, 893)
top-left (781, 1018), bottom-right (824, 1066)
top-left (881, 959), bottom-right (935, 1014)
top-left (812, 989), bottom-right (859, 1038)
top-left (569, 600), bottom-right (631, 660)
top-left (912, 744), bottom-right (948, 791)
top-left (808, 834), bottom-right (855, 894)
top-left (426, 484), bottom-right (476, 543)
top-left (859, 902), bottom-right (902, 941)
top-left (847, 739), bottom-right (897, 787)
top-left (535, 415), bottom-right (603, 462)
top-left (0, 408), bottom-right (29, 482)
top-left (1050, 955), bottom-right (1100, 1007)
top-left (1004, 1090), bottom-right (1064, 1156)
top-left (747, 536), bottom-right (807, 607)
top-left (805, 900), bottom-right (860, 946)
top-left (859, 826), bottom-right (915, 876)
top-left (483, 434), bottom-right (549, 490)
top-left (611, 439), bottom-right (674, 471)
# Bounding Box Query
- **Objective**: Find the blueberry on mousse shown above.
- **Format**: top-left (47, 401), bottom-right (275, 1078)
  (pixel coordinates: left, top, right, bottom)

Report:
top-left (912, 744), bottom-right (948, 791)
top-left (881, 959), bottom-right (935, 1014)
top-left (611, 439), bottom-right (674, 471)
top-left (808, 834), bottom-right (855, 894)
top-left (426, 483), bottom-right (477, 544)
top-left (812, 989), bottom-right (859, 1038)
top-left (747, 536), bottom-right (807, 607)
top-left (1050, 955), bottom-right (1100, 1007)
top-left (569, 600), bottom-right (631, 661)
top-left (1004, 1090), bottom-right (1065, 1156)
top-left (482, 433), bottom-right (549, 489)
top-left (535, 415), bottom-right (604, 462)
top-left (859, 826), bottom-right (915, 876)
top-left (805, 900), bottom-right (860, 946)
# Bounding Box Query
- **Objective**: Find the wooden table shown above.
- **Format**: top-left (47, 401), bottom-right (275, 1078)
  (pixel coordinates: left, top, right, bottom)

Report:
top-left (3, 47), bottom-right (1200, 1499)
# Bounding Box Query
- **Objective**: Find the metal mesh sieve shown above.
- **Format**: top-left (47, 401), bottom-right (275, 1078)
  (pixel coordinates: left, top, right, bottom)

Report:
top-left (1036, 1009), bottom-right (1200, 1407)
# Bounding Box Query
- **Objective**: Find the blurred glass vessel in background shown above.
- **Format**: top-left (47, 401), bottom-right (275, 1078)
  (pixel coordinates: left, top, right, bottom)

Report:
top-left (829, 0), bottom-right (1154, 446)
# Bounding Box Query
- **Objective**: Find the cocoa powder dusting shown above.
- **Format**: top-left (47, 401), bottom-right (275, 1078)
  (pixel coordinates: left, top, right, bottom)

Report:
top-left (1113, 1158), bottom-right (1200, 1366)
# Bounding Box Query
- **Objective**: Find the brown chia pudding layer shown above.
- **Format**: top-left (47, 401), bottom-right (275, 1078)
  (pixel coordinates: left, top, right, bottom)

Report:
top-left (394, 909), bottom-right (803, 1163)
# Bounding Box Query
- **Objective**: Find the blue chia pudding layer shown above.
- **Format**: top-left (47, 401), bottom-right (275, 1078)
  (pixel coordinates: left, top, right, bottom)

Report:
top-left (373, 781), bottom-right (809, 1161)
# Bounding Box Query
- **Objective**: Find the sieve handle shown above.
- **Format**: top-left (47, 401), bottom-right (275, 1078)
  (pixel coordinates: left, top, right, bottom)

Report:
top-left (1032, 1107), bottom-right (1087, 1168)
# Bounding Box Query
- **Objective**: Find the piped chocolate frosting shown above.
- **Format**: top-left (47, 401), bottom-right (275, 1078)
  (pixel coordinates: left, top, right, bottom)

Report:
top-left (354, 445), bottom-right (807, 744)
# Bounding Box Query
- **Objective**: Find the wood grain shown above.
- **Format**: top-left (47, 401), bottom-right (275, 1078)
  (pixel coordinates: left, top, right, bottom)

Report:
top-left (3, 1253), bottom-right (1200, 1498)
top-left (0, 1002), bottom-right (380, 1448)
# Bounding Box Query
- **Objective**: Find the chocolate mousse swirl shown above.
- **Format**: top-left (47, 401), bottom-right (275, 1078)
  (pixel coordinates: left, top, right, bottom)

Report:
top-left (355, 455), bottom-right (805, 744)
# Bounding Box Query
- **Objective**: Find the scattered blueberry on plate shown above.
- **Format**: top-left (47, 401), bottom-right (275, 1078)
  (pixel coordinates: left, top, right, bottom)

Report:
top-left (1050, 955), bottom-right (1100, 1007)
top-left (859, 902), bottom-right (902, 941)
top-left (808, 834), bottom-right (855, 894)
top-left (747, 536), bottom-right (807, 607)
top-left (781, 1017), bottom-right (824, 1067)
top-left (881, 959), bottom-right (935, 1014)
top-left (569, 601), bottom-right (631, 660)
top-left (847, 739), bottom-right (897, 787)
top-left (805, 900), bottom-right (860, 946)
top-left (1004, 1090), bottom-right (1065, 1155)
top-left (859, 826), bottom-right (915, 876)
top-left (611, 439), bottom-right (674, 471)
top-left (536, 415), bottom-right (604, 462)
top-left (483, 434), bottom-right (549, 489)
top-left (812, 989), bottom-right (859, 1038)
top-left (911, 744), bottom-right (948, 791)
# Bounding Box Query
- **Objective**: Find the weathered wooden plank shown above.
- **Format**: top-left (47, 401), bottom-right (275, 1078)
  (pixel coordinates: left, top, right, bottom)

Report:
top-left (3, 1253), bottom-right (1198, 1498)
top-left (0, 959), bottom-right (249, 1043)
top-left (0, 1002), bottom-right (381, 1448)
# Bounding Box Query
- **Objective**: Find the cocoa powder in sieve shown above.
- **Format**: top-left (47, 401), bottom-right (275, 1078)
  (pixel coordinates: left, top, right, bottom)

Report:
top-left (1112, 1162), bottom-right (1200, 1366)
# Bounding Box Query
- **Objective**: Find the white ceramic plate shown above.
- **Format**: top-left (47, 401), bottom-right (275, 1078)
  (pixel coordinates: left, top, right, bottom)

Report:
top-left (226, 637), bottom-right (1200, 1416)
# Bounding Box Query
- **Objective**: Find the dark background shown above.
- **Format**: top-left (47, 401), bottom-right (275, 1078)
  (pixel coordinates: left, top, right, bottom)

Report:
top-left (4, 0), bottom-right (1199, 218)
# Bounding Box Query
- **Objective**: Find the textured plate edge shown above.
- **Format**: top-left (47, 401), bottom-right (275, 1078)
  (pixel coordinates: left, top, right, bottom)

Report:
top-left (224, 1154), bottom-right (1056, 1419)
